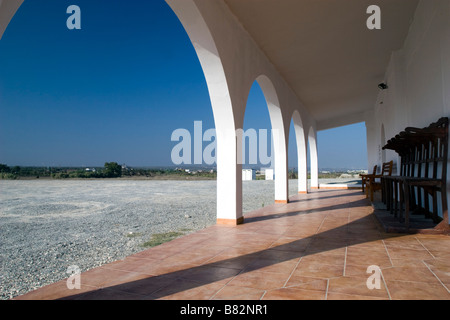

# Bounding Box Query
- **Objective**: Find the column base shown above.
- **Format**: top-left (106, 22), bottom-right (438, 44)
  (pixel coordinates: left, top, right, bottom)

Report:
top-left (275, 200), bottom-right (289, 204)
top-left (217, 217), bottom-right (244, 226)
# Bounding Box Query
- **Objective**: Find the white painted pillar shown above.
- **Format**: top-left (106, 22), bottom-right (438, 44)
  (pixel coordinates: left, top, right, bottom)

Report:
top-left (298, 135), bottom-right (308, 194)
top-left (309, 128), bottom-right (319, 190)
top-left (166, 0), bottom-right (243, 225)
top-left (365, 112), bottom-right (378, 171)
top-left (215, 127), bottom-right (243, 224)
top-left (273, 127), bottom-right (289, 203)
top-left (257, 75), bottom-right (289, 204)
top-left (292, 111), bottom-right (308, 193)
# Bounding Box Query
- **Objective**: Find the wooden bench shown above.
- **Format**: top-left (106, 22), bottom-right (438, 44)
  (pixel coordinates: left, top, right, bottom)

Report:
top-left (366, 161), bottom-right (393, 202)
top-left (382, 117), bottom-right (449, 230)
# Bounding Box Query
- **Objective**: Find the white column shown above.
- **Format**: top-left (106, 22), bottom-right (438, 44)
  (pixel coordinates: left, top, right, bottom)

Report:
top-left (309, 128), bottom-right (319, 190)
top-left (273, 128), bottom-right (289, 203)
top-left (298, 135), bottom-right (308, 194)
top-left (257, 75), bottom-right (289, 204)
top-left (293, 111), bottom-right (308, 193)
top-left (215, 127), bottom-right (243, 224)
top-left (365, 112), bottom-right (378, 171)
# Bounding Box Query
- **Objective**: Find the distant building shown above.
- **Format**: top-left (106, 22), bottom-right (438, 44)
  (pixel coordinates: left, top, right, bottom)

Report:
top-left (242, 169), bottom-right (256, 181)
top-left (265, 169), bottom-right (274, 180)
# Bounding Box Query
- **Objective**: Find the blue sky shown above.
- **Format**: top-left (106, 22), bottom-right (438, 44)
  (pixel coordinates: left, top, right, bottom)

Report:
top-left (0, 0), bottom-right (367, 169)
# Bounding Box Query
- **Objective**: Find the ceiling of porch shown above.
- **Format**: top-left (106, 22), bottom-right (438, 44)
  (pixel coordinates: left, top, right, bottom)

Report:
top-left (223, 0), bottom-right (419, 130)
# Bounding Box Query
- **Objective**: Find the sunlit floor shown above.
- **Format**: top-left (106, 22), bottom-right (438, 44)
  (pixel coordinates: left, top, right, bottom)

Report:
top-left (15, 189), bottom-right (450, 300)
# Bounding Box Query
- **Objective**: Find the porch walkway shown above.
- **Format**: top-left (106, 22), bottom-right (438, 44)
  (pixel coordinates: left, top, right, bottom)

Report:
top-left (15, 190), bottom-right (450, 300)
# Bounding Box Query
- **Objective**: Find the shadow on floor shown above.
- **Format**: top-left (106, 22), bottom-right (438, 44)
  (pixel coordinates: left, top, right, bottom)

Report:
top-left (57, 193), bottom-right (403, 300)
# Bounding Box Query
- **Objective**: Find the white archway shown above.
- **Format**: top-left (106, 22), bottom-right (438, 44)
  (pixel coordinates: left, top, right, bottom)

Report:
top-left (0, 0), bottom-right (23, 40)
top-left (166, 0), bottom-right (242, 224)
top-left (255, 75), bottom-right (289, 203)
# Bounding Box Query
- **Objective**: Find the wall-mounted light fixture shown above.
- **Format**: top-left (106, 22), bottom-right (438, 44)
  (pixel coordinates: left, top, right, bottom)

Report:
top-left (378, 83), bottom-right (388, 90)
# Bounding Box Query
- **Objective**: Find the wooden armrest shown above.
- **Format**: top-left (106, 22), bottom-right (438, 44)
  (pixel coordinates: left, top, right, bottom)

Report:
top-left (383, 175), bottom-right (403, 182)
top-left (369, 174), bottom-right (383, 180)
top-left (403, 177), bottom-right (444, 186)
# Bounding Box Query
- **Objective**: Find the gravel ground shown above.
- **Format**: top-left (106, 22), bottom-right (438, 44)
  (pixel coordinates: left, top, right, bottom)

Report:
top-left (0, 178), bottom-right (360, 300)
top-left (0, 179), bottom-right (301, 299)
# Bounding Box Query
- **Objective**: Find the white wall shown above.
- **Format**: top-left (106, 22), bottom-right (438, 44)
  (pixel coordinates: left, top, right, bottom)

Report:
top-left (368, 0), bottom-right (450, 165)
top-left (366, 0), bottom-right (450, 223)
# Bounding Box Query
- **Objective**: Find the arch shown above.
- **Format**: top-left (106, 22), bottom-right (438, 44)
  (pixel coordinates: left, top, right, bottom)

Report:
top-left (308, 126), bottom-right (319, 190)
top-left (292, 110), bottom-right (308, 194)
top-left (240, 81), bottom-right (270, 167)
top-left (166, 0), bottom-right (241, 224)
top-left (254, 75), bottom-right (289, 203)
top-left (240, 74), bottom-right (289, 203)
top-left (0, 0), bottom-right (23, 40)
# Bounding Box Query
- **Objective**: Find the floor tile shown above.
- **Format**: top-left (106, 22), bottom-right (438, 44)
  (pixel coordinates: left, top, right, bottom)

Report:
top-left (181, 265), bottom-right (241, 285)
top-left (13, 281), bottom-right (97, 300)
top-left (293, 261), bottom-right (344, 278)
top-left (386, 280), bottom-right (450, 300)
top-left (154, 279), bottom-right (224, 300)
top-left (269, 237), bottom-right (311, 253)
top-left (227, 270), bottom-right (288, 290)
top-left (300, 252), bottom-right (345, 266)
top-left (326, 292), bottom-right (389, 300)
top-left (386, 247), bottom-right (435, 261)
top-left (345, 250), bottom-right (392, 268)
top-left (70, 288), bottom-right (146, 300)
top-left (284, 275), bottom-right (328, 291)
top-left (243, 257), bottom-right (299, 275)
top-left (328, 276), bottom-right (390, 299)
top-left (383, 237), bottom-right (426, 250)
top-left (422, 259), bottom-right (450, 287)
top-left (104, 274), bottom-right (179, 297)
top-left (381, 265), bottom-right (442, 284)
top-left (80, 267), bottom-right (149, 288)
top-left (262, 287), bottom-right (326, 300)
top-left (212, 285), bottom-right (265, 300)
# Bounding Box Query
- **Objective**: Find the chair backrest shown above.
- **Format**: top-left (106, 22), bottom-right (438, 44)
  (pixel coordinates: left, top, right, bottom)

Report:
top-left (371, 165), bottom-right (378, 175)
top-left (383, 117), bottom-right (448, 181)
top-left (381, 161), bottom-right (394, 176)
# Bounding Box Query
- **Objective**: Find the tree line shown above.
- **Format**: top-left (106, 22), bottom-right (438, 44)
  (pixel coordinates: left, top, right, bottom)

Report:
top-left (0, 163), bottom-right (217, 180)
top-left (0, 162), bottom-right (123, 179)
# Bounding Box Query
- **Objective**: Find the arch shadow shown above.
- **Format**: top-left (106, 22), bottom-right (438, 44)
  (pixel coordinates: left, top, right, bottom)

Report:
top-left (51, 192), bottom-right (403, 300)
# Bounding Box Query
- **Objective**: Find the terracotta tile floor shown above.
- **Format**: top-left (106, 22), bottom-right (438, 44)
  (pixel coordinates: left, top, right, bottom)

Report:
top-left (14, 190), bottom-right (450, 300)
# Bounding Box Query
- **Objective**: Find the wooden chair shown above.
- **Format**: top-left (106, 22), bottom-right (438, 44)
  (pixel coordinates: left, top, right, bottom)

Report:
top-left (366, 161), bottom-right (393, 202)
top-left (381, 118), bottom-right (449, 230)
top-left (360, 165), bottom-right (377, 193)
